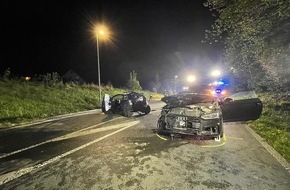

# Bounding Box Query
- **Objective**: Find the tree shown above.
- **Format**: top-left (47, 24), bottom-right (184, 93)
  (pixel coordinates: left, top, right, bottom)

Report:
top-left (205, 0), bottom-right (290, 92)
top-left (152, 73), bottom-right (161, 93)
top-left (2, 68), bottom-right (11, 81)
top-left (127, 70), bottom-right (142, 91)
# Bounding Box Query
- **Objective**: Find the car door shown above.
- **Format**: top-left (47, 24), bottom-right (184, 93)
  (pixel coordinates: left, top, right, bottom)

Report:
top-left (220, 92), bottom-right (263, 122)
top-left (101, 94), bottom-right (111, 112)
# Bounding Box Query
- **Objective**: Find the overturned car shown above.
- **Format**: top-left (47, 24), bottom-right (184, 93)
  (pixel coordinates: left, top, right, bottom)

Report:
top-left (102, 92), bottom-right (151, 117)
top-left (157, 91), bottom-right (262, 138)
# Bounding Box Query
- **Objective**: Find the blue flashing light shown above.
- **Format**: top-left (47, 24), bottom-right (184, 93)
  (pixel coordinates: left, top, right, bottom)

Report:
top-left (215, 89), bottom-right (222, 94)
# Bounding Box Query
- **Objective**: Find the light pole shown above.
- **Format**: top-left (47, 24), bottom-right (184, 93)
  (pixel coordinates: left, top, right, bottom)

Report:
top-left (95, 28), bottom-right (106, 107)
top-left (96, 33), bottom-right (101, 106)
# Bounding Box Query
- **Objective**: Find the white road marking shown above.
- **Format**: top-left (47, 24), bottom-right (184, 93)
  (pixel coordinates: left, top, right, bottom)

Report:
top-left (0, 120), bottom-right (139, 185)
top-left (0, 117), bottom-right (122, 159)
top-left (0, 109), bottom-right (102, 131)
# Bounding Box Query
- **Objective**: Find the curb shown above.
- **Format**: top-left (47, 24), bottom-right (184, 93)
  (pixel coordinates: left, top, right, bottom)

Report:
top-left (245, 125), bottom-right (290, 174)
top-left (0, 109), bottom-right (102, 131)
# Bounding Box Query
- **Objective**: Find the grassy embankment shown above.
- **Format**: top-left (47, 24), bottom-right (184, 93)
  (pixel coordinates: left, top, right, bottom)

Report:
top-left (0, 79), bottom-right (163, 127)
top-left (249, 93), bottom-right (290, 162)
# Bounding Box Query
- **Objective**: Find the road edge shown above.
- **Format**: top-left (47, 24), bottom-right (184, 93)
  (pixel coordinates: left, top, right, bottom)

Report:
top-left (245, 125), bottom-right (290, 174)
top-left (0, 109), bottom-right (102, 131)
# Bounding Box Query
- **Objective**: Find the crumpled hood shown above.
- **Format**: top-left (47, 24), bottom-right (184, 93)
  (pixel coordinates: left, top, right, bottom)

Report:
top-left (167, 103), bottom-right (215, 117)
top-left (161, 93), bottom-right (212, 106)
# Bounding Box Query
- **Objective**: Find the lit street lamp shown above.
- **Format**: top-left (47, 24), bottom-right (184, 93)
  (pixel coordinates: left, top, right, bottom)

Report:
top-left (187, 75), bottom-right (196, 83)
top-left (211, 70), bottom-right (221, 77)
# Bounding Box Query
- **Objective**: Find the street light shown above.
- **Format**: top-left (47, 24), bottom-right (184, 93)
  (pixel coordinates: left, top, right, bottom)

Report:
top-left (187, 75), bottom-right (196, 83)
top-left (211, 70), bottom-right (221, 77)
top-left (94, 25), bottom-right (108, 107)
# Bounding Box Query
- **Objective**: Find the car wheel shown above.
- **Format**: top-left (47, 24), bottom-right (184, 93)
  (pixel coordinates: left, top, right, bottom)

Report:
top-left (157, 116), bottom-right (166, 130)
top-left (219, 123), bottom-right (224, 138)
top-left (121, 101), bottom-right (133, 117)
top-left (101, 101), bottom-right (106, 112)
top-left (144, 105), bottom-right (151, 115)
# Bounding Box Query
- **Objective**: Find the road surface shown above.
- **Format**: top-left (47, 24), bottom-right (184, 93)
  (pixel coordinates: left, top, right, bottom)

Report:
top-left (0, 101), bottom-right (289, 189)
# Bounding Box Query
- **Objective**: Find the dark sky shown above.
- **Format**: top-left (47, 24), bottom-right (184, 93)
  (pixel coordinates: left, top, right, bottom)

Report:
top-left (1, 0), bottom-right (223, 89)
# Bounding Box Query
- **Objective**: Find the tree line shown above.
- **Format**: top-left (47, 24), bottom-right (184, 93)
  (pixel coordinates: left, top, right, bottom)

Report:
top-left (205, 0), bottom-right (290, 92)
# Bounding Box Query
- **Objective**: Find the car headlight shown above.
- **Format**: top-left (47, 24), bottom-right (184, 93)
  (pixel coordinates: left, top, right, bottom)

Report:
top-left (201, 113), bottom-right (219, 119)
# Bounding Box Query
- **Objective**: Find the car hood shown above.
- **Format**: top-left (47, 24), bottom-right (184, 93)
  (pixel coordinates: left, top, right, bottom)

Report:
top-left (167, 103), bottom-right (216, 117)
top-left (161, 93), bottom-right (213, 106)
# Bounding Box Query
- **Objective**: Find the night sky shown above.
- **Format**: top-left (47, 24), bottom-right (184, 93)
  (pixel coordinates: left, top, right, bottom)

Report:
top-left (1, 0), bottom-right (223, 89)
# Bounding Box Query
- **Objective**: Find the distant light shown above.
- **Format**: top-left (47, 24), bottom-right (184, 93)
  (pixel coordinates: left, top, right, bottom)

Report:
top-left (99, 30), bottom-right (105, 35)
top-left (187, 75), bottom-right (196, 83)
top-left (174, 75), bottom-right (178, 79)
top-left (211, 70), bottom-right (221, 77)
top-left (25, 76), bottom-right (31, 81)
top-left (183, 86), bottom-right (189, 90)
top-left (210, 81), bottom-right (224, 86)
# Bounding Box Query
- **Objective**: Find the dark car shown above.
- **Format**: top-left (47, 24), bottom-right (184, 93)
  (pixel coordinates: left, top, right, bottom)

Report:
top-left (102, 92), bottom-right (151, 117)
top-left (157, 91), bottom-right (262, 138)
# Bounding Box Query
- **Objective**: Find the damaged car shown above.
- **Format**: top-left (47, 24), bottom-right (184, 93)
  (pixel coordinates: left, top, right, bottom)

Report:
top-left (102, 92), bottom-right (151, 117)
top-left (157, 91), bottom-right (262, 138)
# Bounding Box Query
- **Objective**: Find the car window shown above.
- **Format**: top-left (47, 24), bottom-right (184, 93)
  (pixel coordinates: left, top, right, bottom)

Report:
top-left (111, 95), bottom-right (124, 101)
top-left (229, 91), bottom-right (257, 100)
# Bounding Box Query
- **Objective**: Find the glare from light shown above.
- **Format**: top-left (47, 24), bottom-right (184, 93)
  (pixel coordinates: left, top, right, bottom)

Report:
top-left (93, 24), bottom-right (110, 40)
top-left (25, 76), bottom-right (31, 81)
top-left (211, 70), bottom-right (221, 77)
top-left (99, 30), bottom-right (105, 35)
top-left (187, 75), bottom-right (196, 83)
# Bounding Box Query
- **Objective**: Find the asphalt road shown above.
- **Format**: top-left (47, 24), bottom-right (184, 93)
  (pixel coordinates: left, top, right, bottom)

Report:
top-left (0, 101), bottom-right (289, 190)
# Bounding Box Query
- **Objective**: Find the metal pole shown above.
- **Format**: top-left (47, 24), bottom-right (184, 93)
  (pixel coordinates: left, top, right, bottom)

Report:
top-left (96, 34), bottom-right (102, 107)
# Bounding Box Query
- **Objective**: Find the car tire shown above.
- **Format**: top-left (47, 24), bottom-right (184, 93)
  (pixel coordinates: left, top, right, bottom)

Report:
top-left (101, 101), bottom-right (109, 114)
top-left (144, 105), bottom-right (151, 115)
top-left (219, 123), bottom-right (224, 138)
top-left (157, 116), bottom-right (166, 130)
top-left (121, 101), bottom-right (133, 117)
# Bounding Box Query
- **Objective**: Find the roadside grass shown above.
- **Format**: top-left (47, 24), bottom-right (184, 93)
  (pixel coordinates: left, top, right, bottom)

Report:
top-left (0, 80), bottom-right (162, 127)
top-left (249, 93), bottom-right (290, 162)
